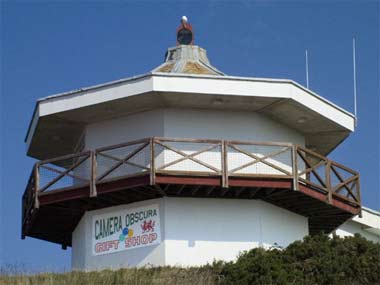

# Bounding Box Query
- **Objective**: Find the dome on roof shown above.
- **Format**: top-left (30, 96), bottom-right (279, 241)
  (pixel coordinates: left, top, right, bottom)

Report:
top-left (152, 45), bottom-right (225, 76)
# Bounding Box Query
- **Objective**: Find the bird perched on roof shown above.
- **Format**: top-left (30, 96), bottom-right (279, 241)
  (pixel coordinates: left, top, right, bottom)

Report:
top-left (177, 16), bottom-right (194, 45)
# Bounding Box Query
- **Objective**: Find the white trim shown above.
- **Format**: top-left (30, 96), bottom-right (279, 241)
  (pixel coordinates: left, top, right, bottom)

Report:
top-left (34, 73), bottom-right (355, 119)
top-left (152, 73), bottom-right (355, 119)
top-left (362, 207), bottom-right (380, 217)
top-left (152, 75), bottom-right (355, 131)
top-left (25, 107), bottom-right (40, 148)
top-left (36, 73), bottom-right (152, 103)
top-left (351, 207), bottom-right (380, 236)
top-left (25, 73), bottom-right (356, 146)
top-left (38, 75), bottom-right (154, 116)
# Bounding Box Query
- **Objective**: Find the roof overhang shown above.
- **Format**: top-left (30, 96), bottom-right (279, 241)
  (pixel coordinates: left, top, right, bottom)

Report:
top-left (26, 72), bottom-right (356, 160)
top-left (351, 207), bottom-right (380, 237)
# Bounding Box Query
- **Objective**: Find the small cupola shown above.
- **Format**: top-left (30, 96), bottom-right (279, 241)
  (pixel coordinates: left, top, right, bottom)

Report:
top-left (152, 16), bottom-right (224, 76)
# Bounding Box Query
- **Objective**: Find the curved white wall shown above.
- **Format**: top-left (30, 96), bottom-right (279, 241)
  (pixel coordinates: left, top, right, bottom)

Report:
top-left (72, 198), bottom-right (166, 271)
top-left (162, 109), bottom-right (304, 175)
top-left (163, 197), bottom-right (308, 267)
top-left (163, 109), bottom-right (304, 144)
top-left (84, 108), bottom-right (305, 150)
top-left (72, 197), bottom-right (308, 271)
top-left (335, 221), bottom-right (380, 243)
top-left (82, 108), bottom-right (305, 177)
top-left (85, 109), bottom-right (165, 150)
top-left (334, 208), bottom-right (380, 243)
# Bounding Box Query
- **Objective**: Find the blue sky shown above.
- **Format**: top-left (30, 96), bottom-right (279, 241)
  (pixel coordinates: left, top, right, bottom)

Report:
top-left (1, 1), bottom-right (379, 272)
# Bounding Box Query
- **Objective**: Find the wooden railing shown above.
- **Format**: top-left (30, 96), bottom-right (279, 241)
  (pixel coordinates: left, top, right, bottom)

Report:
top-left (95, 138), bottom-right (151, 183)
top-left (295, 146), bottom-right (361, 205)
top-left (22, 137), bottom-right (361, 218)
top-left (22, 167), bottom-right (37, 238)
top-left (225, 141), bottom-right (294, 187)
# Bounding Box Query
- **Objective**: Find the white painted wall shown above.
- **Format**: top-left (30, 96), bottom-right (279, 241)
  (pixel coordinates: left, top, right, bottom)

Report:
top-left (335, 208), bottom-right (380, 243)
top-left (71, 197), bottom-right (308, 271)
top-left (85, 108), bottom-right (304, 149)
top-left (161, 109), bottom-right (304, 175)
top-left (79, 110), bottom-right (164, 180)
top-left (72, 198), bottom-right (167, 271)
top-left (335, 221), bottom-right (380, 243)
top-left (82, 108), bottom-right (304, 178)
top-left (163, 109), bottom-right (304, 144)
top-left (163, 197), bottom-right (308, 267)
top-left (85, 109), bottom-right (164, 149)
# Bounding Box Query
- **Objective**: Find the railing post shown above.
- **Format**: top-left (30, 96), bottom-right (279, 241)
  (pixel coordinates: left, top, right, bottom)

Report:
top-left (221, 140), bottom-right (228, 188)
top-left (90, 151), bottom-right (97, 197)
top-left (292, 145), bottom-right (299, 191)
top-left (34, 163), bottom-right (40, 209)
top-left (21, 193), bottom-right (26, 239)
top-left (150, 138), bottom-right (156, 186)
top-left (356, 176), bottom-right (362, 217)
top-left (326, 161), bottom-right (332, 204)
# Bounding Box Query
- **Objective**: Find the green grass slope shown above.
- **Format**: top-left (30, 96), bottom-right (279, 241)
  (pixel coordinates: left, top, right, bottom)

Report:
top-left (1, 234), bottom-right (379, 285)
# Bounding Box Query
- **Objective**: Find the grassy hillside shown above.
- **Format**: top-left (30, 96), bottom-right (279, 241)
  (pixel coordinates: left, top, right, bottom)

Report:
top-left (0, 266), bottom-right (222, 285)
top-left (1, 234), bottom-right (379, 285)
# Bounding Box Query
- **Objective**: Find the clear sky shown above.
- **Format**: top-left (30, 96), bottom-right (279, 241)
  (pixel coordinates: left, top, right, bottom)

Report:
top-left (1, 1), bottom-right (379, 272)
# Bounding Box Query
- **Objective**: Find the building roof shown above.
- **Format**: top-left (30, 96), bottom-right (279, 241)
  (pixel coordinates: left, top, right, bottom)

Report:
top-left (25, 68), bottom-right (356, 160)
top-left (24, 27), bottom-right (357, 160)
top-left (351, 207), bottom-right (380, 237)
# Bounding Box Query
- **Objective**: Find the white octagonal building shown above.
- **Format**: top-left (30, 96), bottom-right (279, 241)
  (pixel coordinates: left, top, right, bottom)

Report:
top-left (22, 19), bottom-right (365, 271)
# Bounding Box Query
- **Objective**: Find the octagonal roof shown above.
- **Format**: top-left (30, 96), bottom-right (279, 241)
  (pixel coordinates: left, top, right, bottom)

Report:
top-left (25, 44), bottom-right (355, 160)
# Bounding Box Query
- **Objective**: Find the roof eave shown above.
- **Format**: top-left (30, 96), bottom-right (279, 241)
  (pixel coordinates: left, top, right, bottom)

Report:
top-left (24, 72), bottom-right (154, 144)
top-left (25, 73), bottom-right (356, 149)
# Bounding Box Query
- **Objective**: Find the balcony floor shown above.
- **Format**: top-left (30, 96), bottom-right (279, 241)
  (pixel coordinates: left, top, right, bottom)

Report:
top-left (23, 173), bottom-right (359, 247)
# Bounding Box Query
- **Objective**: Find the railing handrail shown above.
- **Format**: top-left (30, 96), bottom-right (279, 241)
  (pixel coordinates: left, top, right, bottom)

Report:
top-left (23, 137), bottom-right (361, 213)
top-left (330, 160), bottom-right (359, 176)
top-left (95, 138), bottom-right (151, 153)
top-left (154, 137), bottom-right (222, 144)
top-left (38, 150), bottom-right (92, 166)
top-left (31, 138), bottom-right (356, 173)
top-left (227, 140), bottom-right (293, 147)
top-left (295, 144), bottom-right (327, 161)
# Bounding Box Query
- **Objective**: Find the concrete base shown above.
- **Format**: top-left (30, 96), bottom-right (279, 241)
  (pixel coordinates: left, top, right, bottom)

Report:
top-left (72, 197), bottom-right (308, 271)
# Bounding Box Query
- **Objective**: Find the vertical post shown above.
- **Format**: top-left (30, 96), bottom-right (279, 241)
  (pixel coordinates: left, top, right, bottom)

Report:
top-left (326, 161), bottom-right (332, 204)
top-left (90, 151), bottom-right (97, 197)
top-left (221, 140), bottom-right (228, 188)
top-left (34, 163), bottom-right (40, 209)
top-left (292, 145), bottom-right (299, 191)
top-left (21, 193), bottom-right (25, 239)
top-left (356, 176), bottom-right (362, 217)
top-left (353, 37), bottom-right (358, 127)
top-left (305, 49), bottom-right (309, 89)
top-left (150, 138), bottom-right (156, 186)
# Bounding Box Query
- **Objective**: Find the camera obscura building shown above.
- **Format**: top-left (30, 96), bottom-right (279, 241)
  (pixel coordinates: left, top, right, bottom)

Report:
top-left (22, 17), bottom-right (379, 271)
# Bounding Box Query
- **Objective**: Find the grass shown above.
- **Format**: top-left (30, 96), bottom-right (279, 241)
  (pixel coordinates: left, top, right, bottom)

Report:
top-left (0, 266), bottom-right (224, 285)
top-left (2, 234), bottom-right (378, 285)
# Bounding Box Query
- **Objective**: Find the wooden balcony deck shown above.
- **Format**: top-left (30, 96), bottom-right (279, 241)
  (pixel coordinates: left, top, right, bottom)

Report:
top-left (22, 137), bottom-right (361, 248)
